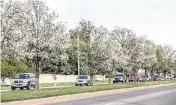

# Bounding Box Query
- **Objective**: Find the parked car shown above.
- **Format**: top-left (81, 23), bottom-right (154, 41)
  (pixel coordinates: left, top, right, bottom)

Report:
top-left (174, 74), bottom-right (176, 78)
top-left (75, 75), bottom-right (90, 86)
top-left (139, 75), bottom-right (151, 81)
top-left (11, 73), bottom-right (35, 90)
top-left (113, 73), bottom-right (126, 83)
top-left (128, 74), bottom-right (139, 82)
top-left (166, 74), bottom-right (174, 80)
top-left (152, 74), bottom-right (160, 81)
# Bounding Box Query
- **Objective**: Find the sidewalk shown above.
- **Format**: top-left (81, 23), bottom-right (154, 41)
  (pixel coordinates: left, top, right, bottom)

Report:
top-left (2, 83), bottom-right (176, 105)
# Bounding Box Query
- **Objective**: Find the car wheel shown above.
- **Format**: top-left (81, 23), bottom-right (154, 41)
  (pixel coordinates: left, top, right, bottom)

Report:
top-left (113, 81), bottom-right (116, 84)
top-left (75, 84), bottom-right (78, 86)
top-left (26, 82), bottom-right (31, 90)
top-left (32, 85), bottom-right (35, 89)
top-left (11, 87), bottom-right (16, 90)
top-left (20, 87), bottom-right (23, 90)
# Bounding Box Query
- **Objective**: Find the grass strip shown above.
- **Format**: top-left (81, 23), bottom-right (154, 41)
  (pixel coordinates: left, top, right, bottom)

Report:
top-left (1, 80), bottom-right (108, 90)
top-left (1, 80), bottom-right (176, 103)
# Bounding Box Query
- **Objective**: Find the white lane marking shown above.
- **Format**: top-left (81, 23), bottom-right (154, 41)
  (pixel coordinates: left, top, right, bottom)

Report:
top-left (92, 89), bottom-right (176, 105)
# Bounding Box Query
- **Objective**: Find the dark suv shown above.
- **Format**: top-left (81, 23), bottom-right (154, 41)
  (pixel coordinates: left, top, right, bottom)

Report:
top-left (174, 74), bottom-right (176, 78)
top-left (152, 74), bottom-right (160, 81)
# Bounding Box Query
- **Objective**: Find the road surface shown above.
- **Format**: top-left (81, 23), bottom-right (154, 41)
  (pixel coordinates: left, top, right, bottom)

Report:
top-left (43, 84), bottom-right (176, 105)
top-left (0, 83), bottom-right (108, 92)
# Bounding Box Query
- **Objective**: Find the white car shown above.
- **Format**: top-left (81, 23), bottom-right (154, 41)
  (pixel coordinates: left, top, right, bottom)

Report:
top-left (75, 75), bottom-right (91, 86)
top-left (166, 74), bottom-right (174, 79)
top-left (11, 73), bottom-right (36, 90)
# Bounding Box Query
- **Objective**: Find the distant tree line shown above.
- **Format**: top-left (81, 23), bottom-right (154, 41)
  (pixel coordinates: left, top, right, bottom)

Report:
top-left (1, 0), bottom-right (176, 89)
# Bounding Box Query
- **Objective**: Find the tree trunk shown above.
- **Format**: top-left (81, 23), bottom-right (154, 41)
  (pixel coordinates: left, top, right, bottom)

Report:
top-left (2, 77), bottom-right (5, 86)
top-left (164, 70), bottom-right (167, 81)
top-left (156, 69), bottom-right (159, 74)
top-left (90, 74), bottom-right (94, 86)
top-left (108, 59), bottom-right (115, 84)
top-left (108, 72), bottom-right (111, 84)
top-left (35, 72), bottom-right (39, 90)
top-left (145, 68), bottom-right (148, 81)
top-left (54, 75), bottom-right (57, 87)
top-left (55, 80), bottom-right (57, 87)
top-left (53, 70), bottom-right (57, 87)
top-left (122, 67), bottom-right (126, 83)
top-left (134, 68), bottom-right (137, 82)
top-left (151, 69), bottom-right (154, 81)
top-left (35, 56), bottom-right (40, 90)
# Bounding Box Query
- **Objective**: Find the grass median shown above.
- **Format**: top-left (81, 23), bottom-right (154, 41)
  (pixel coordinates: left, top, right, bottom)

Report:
top-left (0, 80), bottom-right (108, 90)
top-left (1, 80), bottom-right (176, 103)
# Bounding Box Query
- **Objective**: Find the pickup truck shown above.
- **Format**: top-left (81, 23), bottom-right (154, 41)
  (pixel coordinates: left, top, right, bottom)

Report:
top-left (11, 73), bottom-right (36, 90)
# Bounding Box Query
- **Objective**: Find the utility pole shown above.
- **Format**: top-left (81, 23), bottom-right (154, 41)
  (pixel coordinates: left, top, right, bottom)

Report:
top-left (77, 33), bottom-right (80, 76)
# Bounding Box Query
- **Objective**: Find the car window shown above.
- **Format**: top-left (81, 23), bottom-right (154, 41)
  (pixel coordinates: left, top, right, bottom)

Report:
top-left (115, 74), bottom-right (123, 77)
top-left (77, 76), bottom-right (88, 79)
top-left (141, 75), bottom-right (145, 78)
top-left (31, 73), bottom-right (35, 78)
top-left (130, 75), bottom-right (135, 77)
top-left (15, 74), bottom-right (30, 79)
top-left (141, 75), bottom-right (148, 78)
top-left (154, 75), bottom-right (159, 77)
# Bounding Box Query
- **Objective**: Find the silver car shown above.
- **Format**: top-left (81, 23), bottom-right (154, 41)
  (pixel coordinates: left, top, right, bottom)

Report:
top-left (75, 75), bottom-right (91, 86)
top-left (113, 73), bottom-right (127, 83)
top-left (139, 75), bottom-right (151, 81)
top-left (11, 73), bottom-right (35, 90)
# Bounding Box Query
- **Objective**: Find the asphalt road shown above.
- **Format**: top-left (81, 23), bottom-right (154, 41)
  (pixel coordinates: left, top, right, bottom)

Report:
top-left (43, 84), bottom-right (176, 105)
top-left (0, 83), bottom-right (108, 92)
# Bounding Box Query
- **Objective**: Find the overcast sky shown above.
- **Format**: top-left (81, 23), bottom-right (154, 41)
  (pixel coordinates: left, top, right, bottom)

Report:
top-left (44, 0), bottom-right (176, 48)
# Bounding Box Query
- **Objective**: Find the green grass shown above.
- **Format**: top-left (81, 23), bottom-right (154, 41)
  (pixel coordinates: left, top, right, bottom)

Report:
top-left (1, 80), bottom-right (108, 90)
top-left (40, 82), bottom-right (75, 87)
top-left (1, 85), bottom-right (11, 90)
top-left (1, 80), bottom-right (176, 103)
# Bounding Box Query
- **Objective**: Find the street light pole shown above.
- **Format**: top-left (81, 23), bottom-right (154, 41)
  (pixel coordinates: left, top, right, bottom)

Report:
top-left (77, 33), bottom-right (80, 76)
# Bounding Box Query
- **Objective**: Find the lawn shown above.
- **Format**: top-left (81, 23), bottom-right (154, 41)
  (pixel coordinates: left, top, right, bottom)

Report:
top-left (1, 80), bottom-right (176, 103)
top-left (1, 80), bottom-right (109, 90)
top-left (1, 85), bottom-right (11, 90)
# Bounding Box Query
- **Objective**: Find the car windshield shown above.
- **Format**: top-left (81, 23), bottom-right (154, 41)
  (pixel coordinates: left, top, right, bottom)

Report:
top-left (115, 74), bottom-right (123, 77)
top-left (154, 75), bottom-right (159, 78)
top-left (15, 74), bottom-right (30, 79)
top-left (130, 74), bottom-right (135, 77)
top-left (142, 75), bottom-right (148, 78)
top-left (77, 76), bottom-right (88, 79)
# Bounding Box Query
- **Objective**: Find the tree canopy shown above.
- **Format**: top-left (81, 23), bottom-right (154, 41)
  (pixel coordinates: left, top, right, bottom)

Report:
top-left (1, 0), bottom-right (176, 88)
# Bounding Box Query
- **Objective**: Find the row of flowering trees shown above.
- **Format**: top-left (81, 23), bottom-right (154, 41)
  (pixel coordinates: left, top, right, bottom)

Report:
top-left (1, 0), bottom-right (176, 89)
